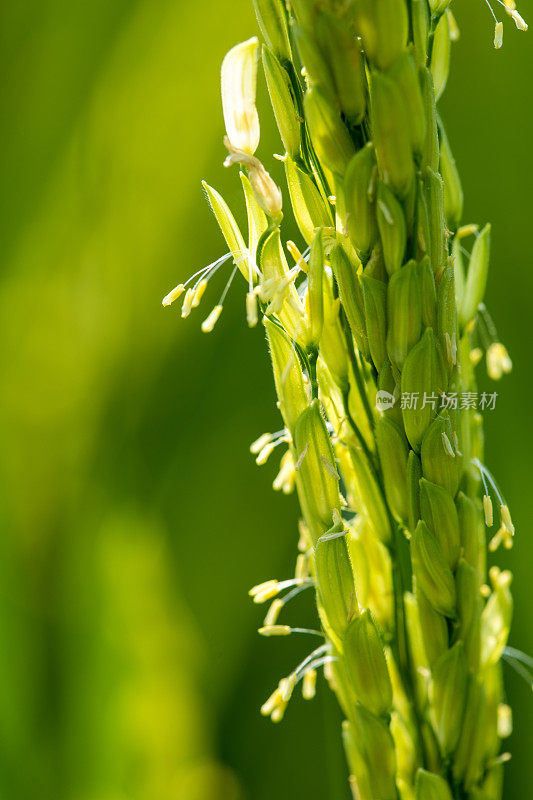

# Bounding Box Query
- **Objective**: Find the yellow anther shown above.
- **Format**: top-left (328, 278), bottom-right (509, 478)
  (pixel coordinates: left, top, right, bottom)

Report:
top-left (250, 433), bottom-right (272, 455)
top-left (249, 579), bottom-right (278, 598)
top-left (487, 342), bottom-right (512, 380)
top-left (266, 271), bottom-right (297, 315)
top-left (298, 519), bottom-right (311, 552)
top-left (201, 304), bottom-right (223, 332)
top-left (286, 240), bottom-right (308, 273)
top-left (500, 504), bottom-right (515, 534)
top-left (273, 450), bottom-right (296, 494)
top-left (181, 288), bottom-right (195, 318)
top-left (323, 660), bottom-right (335, 685)
top-left (162, 283), bottom-right (185, 307)
top-left (494, 21), bottom-right (504, 49)
top-left (489, 527), bottom-right (504, 552)
top-left (483, 494), bottom-right (494, 527)
top-left (270, 703), bottom-right (286, 723)
top-left (498, 704), bottom-right (513, 738)
top-left (246, 291), bottom-right (258, 327)
top-left (280, 672), bottom-right (296, 702)
top-left (456, 224), bottom-right (479, 238)
top-left (261, 686), bottom-right (283, 716)
top-left (256, 441), bottom-right (276, 466)
top-left (192, 278), bottom-right (208, 308)
top-left (510, 9), bottom-right (528, 30)
top-left (258, 624), bottom-right (292, 636)
top-left (254, 584), bottom-right (282, 604)
top-left (295, 553), bottom-right (308, 581)
top-left (264, 599), bottom-right (284, 627)
top-left (302, 668), bottom-right (317, 700)
top-left (470, 347), bottom-right (483, 366)
top-left (489, 566), bottom-right (513, 589)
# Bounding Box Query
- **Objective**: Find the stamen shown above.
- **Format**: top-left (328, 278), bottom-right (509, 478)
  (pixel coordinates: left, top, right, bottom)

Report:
top-left (494, 20), bottom-right (504, 48)
top-left (260, 687), bottom-right (282, 717)
top-left (264, 598), bottom-right (284, 626)
top-left (287, 241), bottom-right (310, 274)
top-left (258, 625), bottom-right (292, 636)
top-left (487, 753), bottom-right (512, 767)
top-left (502, 650), bottom-right (533, 690)
top-left (295, 552), bottom-right (308, 581)
top-left (456, 224), bottom-right (479, 239)
top-left (302, 668), bottom-right (317, 699)
top-left (489, 566), bottom-right (513, 589)
top-left (256, 442), bottom-right (276, 465)
top-left (270, 705), bottom-right (285, 723)
top-left (278, 580), bottom-right (315, 606)
top-left (201, 304), bottom-right (223, 333)
top-left (162, 284), bottom-right (185, 307)
top-left (472, 459), bottom-right (506, 506)
top-left (164, 251), bottom-right (240, 314)
top-left (280, 672), bottom-right (296, 702)
top-left (250, 433), bottom-right (273, 455)
top-left (503, 654), bottom-right (533, 689)
top-left (266, 269), bottom-right (299, 315)
top-left (504, 646), bottom-right (533, 670)
top-left (184, 252), bottom-right (235, 291)
top-left (273, 450), bottom-right (296, 494)
top-left (181, 288), bottom-right (195, 318)
top-left (501, 504), bottom-right (515, 534)
top-left (246, 291), bottom-right (258, 327)
top-left (191, 278), bottom-right (208, 308)
top-left (294, 644), bottom-right (331, 679)
top-left (484, 0), bottom-right (500, 24)
top-left (249, 579), bottom-right (278, 598)
top-left (510, 9), bottom-right (528, 29)
top-left (251, 576), bottom-right (314, 604)
top-left (218, 265), bottom-right (238, 306)
top-left (298, 519), bottom-right (311, 552)
top-left (483, 494), bottom-right (494, 527)
top-left (494, 0), bottom-right (528, 29)
top-left (251, 429), bottom-right (290, 454)
top-left (256, 434), bottom-right (290, 466)
top-left (253, 581), bottom-right (280, 604)
top-left (489, 527), bottom-right (505, 551)
top-left (470, 347), bottom-right (483, 366)
top-left (296, 655), bottom-right (338, 683)
top-left (486, 342), bottom-right (513, 380)
top-left (258, 625), bottom-right (324, 637)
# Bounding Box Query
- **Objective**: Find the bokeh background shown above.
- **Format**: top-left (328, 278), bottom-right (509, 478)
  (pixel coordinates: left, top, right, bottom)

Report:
top-left (0, 1), bottom-right (531, 798)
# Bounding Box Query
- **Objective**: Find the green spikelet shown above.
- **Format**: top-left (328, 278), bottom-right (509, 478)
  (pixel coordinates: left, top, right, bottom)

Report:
top-left (195, 4), bottom-right (524, 797)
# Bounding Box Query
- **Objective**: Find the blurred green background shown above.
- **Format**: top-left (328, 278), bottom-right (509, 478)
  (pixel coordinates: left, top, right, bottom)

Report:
top-left (0, 1), bottom-right (531, 798)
